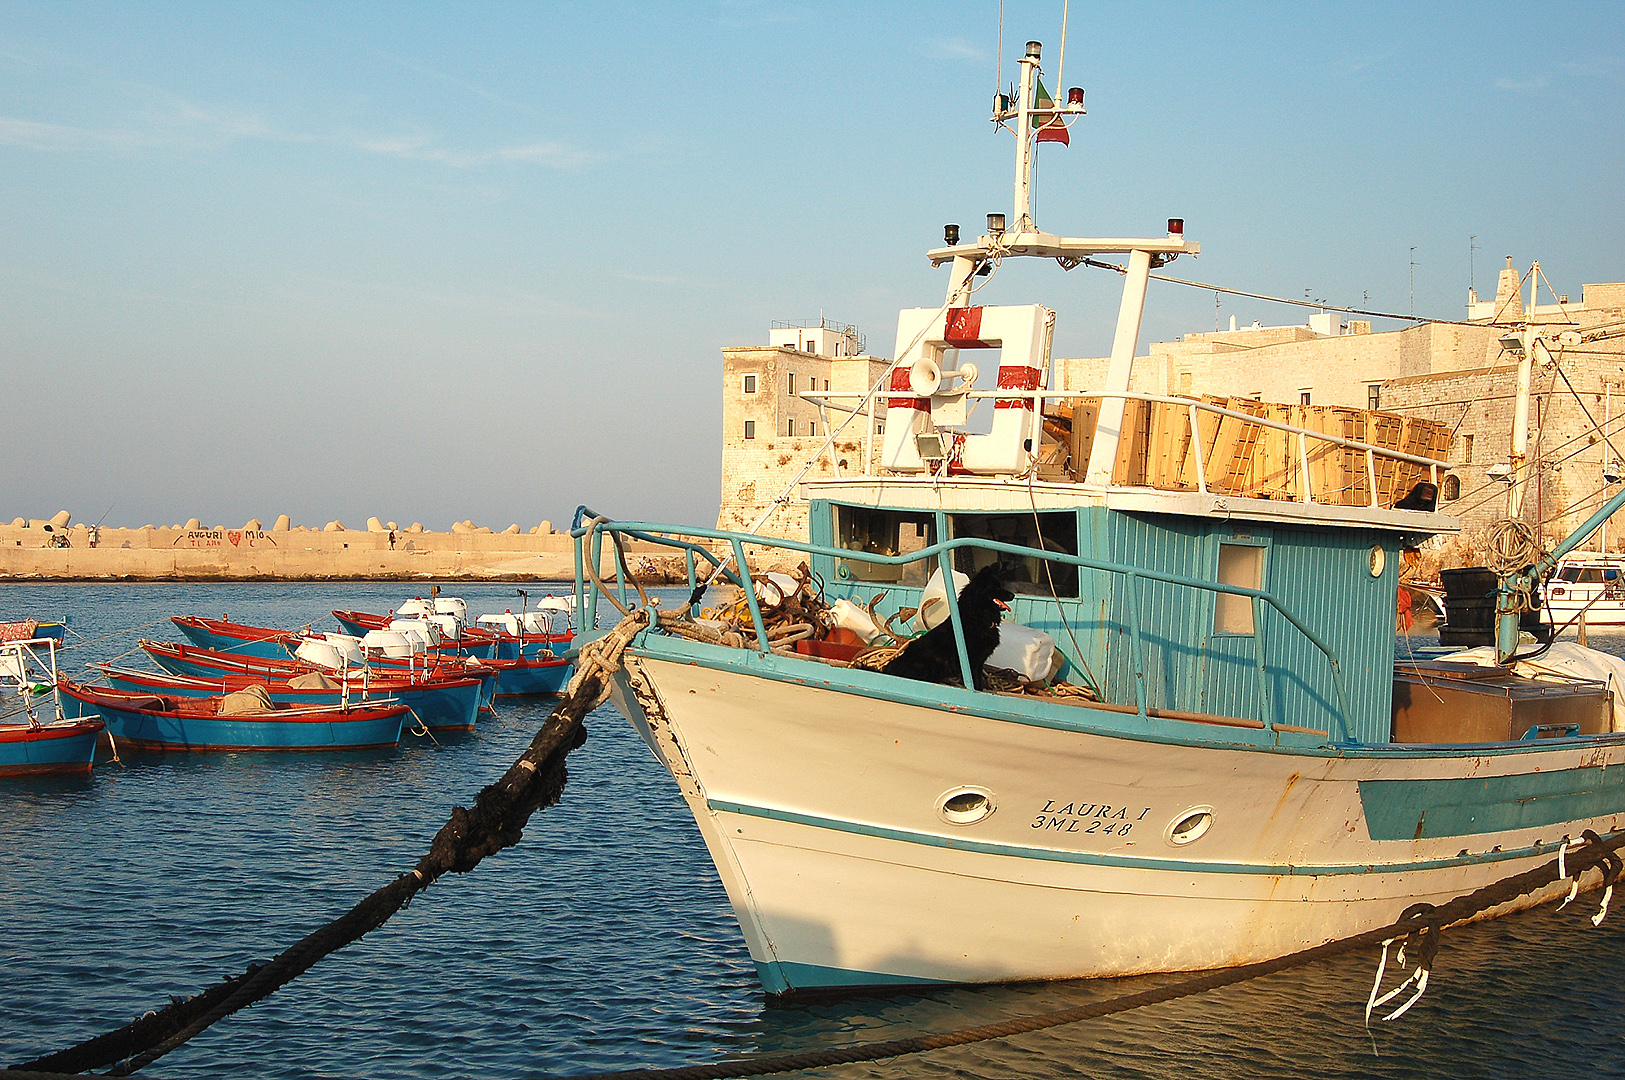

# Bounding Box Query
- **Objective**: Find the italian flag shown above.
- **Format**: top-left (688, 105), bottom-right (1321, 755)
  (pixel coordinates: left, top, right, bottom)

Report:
top-left (1034, 78), bottom-right (1069, 145)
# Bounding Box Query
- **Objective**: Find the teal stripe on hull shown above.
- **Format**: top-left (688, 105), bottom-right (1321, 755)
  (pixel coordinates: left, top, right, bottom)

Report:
top-left (1358, 767), bottom-right (1625, 840)
top-left (757, 959), bottom-right (946, 996)
top-left (709, 799), bottom-right (1614, 877)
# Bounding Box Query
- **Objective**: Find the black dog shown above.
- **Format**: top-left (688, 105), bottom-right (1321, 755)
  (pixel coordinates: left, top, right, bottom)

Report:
top-left (883, 565), bottom-right (1013, 691)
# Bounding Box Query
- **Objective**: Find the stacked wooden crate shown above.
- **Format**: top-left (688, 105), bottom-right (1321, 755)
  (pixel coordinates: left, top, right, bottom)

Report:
top-left (1048, 396), bottom-right (1450, 506)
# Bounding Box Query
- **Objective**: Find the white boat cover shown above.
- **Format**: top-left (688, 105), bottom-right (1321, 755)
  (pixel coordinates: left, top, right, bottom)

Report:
top-left (1440, 642), bottom-right (1625, 732)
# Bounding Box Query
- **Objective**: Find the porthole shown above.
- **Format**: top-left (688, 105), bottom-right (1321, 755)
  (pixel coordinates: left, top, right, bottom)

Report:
top-left (936, 786), bottom-right (996, 826)
top-left (1165, 806), bottom-right (1214, 846)
top-left (1368, 545), bottom-right (1386, 578)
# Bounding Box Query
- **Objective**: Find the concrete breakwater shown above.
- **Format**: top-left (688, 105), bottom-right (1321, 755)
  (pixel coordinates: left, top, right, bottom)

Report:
top-left (0, 514), bottom-right (681, 582)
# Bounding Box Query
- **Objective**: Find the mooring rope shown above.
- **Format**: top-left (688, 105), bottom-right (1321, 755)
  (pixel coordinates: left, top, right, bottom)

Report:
top-left (543, 830), bottom-right (1625, 1080)
top-left (8, 611), bottom-right (1624, 1080)
top-left (8, 610), bottom-right (649, 1079)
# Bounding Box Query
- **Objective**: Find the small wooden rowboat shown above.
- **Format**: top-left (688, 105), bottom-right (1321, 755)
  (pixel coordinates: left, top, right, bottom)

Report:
top-left (0, 636), bottom-right (103, 777)
top-left (58, 679), bottom-right (407, 752)
top-left (97, 666), bottom-right (481, 733)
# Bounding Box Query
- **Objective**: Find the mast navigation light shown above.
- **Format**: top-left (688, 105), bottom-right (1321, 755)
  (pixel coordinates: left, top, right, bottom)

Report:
top-left (987, 213), bottom-right (1006, 236)
top-left (1168, 218), bottom-right (1185, 237)
top-left (1067, 87), bottom-right (1084, 106)
top-left (944, 223), bottom-right (960, 246)
top-left (1025, 40), bottom-right (1041, 60)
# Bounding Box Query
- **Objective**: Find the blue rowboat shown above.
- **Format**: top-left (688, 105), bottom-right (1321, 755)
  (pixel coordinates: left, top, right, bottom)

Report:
top-left (171, 615), bottom-right (299, 660)
top-left (140, 640), bottom-right (501, 715)
top-left (1, 635), bottom-right (103, 776)
top-left (491, 654), bottom-right (572, 697)
top-left (0, 719), bottom-right (103, 776)
top-left (58, 679), bottom-right (406, 752)
top-left (98, 666), bottom-right (481, 733)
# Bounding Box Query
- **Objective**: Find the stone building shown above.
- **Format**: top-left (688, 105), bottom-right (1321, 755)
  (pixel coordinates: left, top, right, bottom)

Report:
top-left (1057, 259), bottom-right (1625, 545)
top-left (717, 264), bottom-right (1625, 551)
top-left (718, 319), bottom-right (889, 542)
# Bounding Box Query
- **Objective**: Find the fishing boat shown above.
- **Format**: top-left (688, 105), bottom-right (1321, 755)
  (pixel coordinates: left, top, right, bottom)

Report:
top-left (0, 618), bottom-right (68, 644)
top-left (569, 38), bottom-right (1625, 997)
top-left (138, 639), bottom-right (499, 715)
top-left (58, 679), bottom-right (407, 752)
top-left (474, 593), bottom-right (577, 660)
top-left (0, 636), bottom-right (103, 777)
top-left (97, 665), bottom-right (482, 733)
top-left (1543, 552), bottom-right (1625, 628)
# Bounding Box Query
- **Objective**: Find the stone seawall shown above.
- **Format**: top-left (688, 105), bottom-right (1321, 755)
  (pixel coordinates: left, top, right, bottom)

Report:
top-left (0, 522), bottom-right (679, 582)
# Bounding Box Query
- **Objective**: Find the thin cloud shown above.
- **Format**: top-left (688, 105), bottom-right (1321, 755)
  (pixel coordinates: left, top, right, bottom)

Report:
top-left (0, 116), bottom-right (148, 150)
top-left (929, 38), bottom-right (986, 62)
top-left (1495, 74), bottom-right (1550, 91)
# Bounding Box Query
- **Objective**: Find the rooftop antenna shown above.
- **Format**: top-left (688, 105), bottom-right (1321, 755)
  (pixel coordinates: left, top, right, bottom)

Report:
top-left (1409, 247), bottom-right (1417, 317)
top-left (1470, 234), bottom-right (1478, 294)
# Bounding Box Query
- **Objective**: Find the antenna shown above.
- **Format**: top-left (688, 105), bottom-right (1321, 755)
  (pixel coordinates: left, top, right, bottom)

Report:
top-left (995, 0), bottom-right (1003, 100)
top-left (1469, 234), bottom-right (1478, 294)
top-left (1409, 246), bottom-right (1417, 317)
top-left (1055, 0), bottom-right (1070, 103)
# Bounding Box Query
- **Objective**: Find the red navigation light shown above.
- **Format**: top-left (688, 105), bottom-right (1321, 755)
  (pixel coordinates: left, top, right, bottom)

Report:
top-left (1067, 87), bottom-right (1084, 105)
top-left (1167, 218), bottom-right (1185, 236)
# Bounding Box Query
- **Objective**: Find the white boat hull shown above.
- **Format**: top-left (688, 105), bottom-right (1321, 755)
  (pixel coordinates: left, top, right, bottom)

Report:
top-left (612, 648), bottom-right (1625, 993)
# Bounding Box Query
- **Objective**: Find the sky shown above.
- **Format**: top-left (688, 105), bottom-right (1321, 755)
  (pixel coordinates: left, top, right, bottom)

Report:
top-left (2, 1), bottom-right (1621, 531)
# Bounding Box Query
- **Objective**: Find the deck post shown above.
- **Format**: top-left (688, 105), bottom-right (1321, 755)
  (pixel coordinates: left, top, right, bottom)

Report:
top-left (1084, 248), bottom-right (1154, 485)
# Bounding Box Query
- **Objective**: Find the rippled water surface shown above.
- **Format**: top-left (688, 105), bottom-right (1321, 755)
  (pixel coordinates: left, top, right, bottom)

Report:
top-left (2, 584), bottom-right (1624, 1079)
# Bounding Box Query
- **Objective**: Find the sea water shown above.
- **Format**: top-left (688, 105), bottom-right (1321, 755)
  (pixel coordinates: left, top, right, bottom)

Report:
top-left (2, 582), bottom-right (1623, 1080)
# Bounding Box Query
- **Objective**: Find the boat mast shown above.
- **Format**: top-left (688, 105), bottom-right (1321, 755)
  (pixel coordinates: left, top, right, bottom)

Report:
top-left (926, 39), bottom-right (1197, 485)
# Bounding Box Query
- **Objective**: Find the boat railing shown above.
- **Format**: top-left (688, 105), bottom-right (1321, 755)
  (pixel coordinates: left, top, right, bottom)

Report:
top-left (569, 509), bottom-right (1350, 742)
top-left (0, 637), bottom-right (66, 728)
top-left (801, 387), bottom-right (1451, 509)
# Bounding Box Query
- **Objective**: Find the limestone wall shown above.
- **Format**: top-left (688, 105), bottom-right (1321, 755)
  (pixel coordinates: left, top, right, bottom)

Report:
top-left (0, 515), bottom-right (675, 581)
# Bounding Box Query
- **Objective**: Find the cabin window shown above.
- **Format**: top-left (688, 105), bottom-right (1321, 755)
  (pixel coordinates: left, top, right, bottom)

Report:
top-left (1214, 543), bottom-right (1264, 634)
top-left (742, 374), bottom-right (757, 394)
top-left (949, 512), bottom-right (1079, 598)
top-left (743, 420), bottom-right (756, 440)
top-left (834, 506), bottom-right (937, 585)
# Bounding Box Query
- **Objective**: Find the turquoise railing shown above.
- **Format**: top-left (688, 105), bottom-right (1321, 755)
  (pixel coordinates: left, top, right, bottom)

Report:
top-left (569, 507), bottom-right (1351, 741)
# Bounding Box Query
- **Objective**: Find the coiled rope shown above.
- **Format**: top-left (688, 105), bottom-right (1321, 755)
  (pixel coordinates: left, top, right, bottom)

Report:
top-left (8, 610), bottom-right (649, 1080)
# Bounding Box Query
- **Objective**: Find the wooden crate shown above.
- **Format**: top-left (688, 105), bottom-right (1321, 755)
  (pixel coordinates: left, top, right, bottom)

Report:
top-left (1111, 398), bottom-right (1153, 486)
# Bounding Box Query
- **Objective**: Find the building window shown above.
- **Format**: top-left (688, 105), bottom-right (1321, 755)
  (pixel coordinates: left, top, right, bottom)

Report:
top-left (744, 420), bottom-right (756, 439)
top-left (805, 339), bottom-right (816, 354)
top-left (786, 419), bottom-right (796, 437)
top-left (1368, 385), bottom-right (1381, 410)
top-left (1214, 543), bottom-right (1264, 635)
top-left (1461, 434), bottom-right (1474, 464)
top-left (809, 421), bottom-right (818, 436)
top-left (824, 379), bottom-right (830, 391)
top-left (1300, 391), bottom-right (1312, 407)
top-left (742, 374), bottom-right (756, 394)
top-left (788, 373), bottom-right (796, 395)
top-left (1442, 474), bottom-right (1461, 501)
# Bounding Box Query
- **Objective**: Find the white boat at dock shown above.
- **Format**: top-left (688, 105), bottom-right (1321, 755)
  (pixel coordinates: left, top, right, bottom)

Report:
top-left (1544, 552), bottom-right (1625, 628)
top-left (572, 37), bottom-right (1625, 997)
